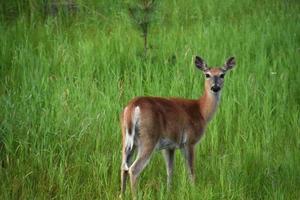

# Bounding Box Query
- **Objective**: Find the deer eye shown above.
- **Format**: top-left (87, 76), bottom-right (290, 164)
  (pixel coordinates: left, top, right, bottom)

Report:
top-left (205, 74), bottom-right (211, 78)
top-left (220, 74), bottom-right (225, 78)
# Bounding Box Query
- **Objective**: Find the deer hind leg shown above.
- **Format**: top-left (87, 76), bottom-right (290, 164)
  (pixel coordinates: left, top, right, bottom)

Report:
top-left (163, 149), bottom-right (175, 187)
top-left (120, 106), bottom-right (140, 196)
top-left (128, 141), bottom-right (156, 197)
top-left (120, 170), bottom-right (128, 196)
top-left (121, 145), bottom-right (135, 195)
top-left (181, 145), bottom-right (195, 183)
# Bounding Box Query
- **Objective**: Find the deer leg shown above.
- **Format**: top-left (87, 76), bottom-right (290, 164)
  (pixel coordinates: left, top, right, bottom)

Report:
top-left (121, 145), bottom-right (135, 195)
top-left (121, 170), bottom-right (128, 195)
top-left (181, 145), bottom-right (195, 183)
top-left (163, 149), bottom-right (175, 187)
top-left (128, 143), bottom-right (155, 198)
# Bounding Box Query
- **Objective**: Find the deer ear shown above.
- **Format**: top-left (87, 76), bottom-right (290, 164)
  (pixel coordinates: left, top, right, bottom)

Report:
top-left (223, 57), bottom-right (236, 71)
top-left (195, 56), bottom-right (208, 71)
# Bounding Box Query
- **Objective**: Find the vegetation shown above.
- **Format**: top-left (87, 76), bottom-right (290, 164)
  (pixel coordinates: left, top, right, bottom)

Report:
top-left (0, 0), bottom-right (299, 199)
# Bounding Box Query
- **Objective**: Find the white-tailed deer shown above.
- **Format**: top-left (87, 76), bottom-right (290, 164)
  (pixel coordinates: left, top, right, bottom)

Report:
top-left (120, 56), bottom-right (236, 196)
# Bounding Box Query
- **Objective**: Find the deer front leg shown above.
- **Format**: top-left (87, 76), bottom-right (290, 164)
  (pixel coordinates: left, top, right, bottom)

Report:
top-left (181, 145), bottom-right (195, 183)
top-left (163, 149), bottom-right (175, 187)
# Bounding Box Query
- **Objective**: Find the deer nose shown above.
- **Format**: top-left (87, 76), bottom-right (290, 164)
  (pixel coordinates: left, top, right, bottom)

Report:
top-left (211, 86), bottom-right (221, 92)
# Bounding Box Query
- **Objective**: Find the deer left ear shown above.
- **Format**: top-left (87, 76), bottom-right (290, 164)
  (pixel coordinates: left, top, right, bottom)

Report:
top-left (223, 57), bottom-right (236, 71)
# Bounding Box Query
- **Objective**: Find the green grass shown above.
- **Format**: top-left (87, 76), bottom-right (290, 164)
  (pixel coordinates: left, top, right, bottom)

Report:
top-left (0, 0), bottom-right (300, 199)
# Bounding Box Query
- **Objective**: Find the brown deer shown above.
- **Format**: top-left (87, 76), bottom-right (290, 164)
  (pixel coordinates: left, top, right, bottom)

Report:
top-left (120, 56), bottom-right (236, 196)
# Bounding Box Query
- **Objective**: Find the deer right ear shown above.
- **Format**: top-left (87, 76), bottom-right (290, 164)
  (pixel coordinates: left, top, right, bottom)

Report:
top-left (195, 56), bottom-right (208, 71)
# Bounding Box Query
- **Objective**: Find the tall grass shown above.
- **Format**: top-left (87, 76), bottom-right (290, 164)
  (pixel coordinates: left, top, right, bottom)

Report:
top-left (0, 0), bottom-right (299, 199)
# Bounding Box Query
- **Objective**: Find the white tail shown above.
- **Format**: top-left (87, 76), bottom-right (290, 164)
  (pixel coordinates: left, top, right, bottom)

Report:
top-left (122, 106), bottom-right (140, 171)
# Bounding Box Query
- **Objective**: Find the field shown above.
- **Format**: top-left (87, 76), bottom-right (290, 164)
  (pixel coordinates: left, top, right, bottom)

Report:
top-left (0, 0), bottom-right (299, 199)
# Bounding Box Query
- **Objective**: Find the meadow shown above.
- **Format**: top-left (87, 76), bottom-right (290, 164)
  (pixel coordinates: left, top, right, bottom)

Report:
top-left (0, 0), bottom-right (299, 199)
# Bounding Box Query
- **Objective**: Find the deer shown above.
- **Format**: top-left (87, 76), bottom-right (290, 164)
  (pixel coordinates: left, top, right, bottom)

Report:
top-left (120, 56), bottom-right (236, 197)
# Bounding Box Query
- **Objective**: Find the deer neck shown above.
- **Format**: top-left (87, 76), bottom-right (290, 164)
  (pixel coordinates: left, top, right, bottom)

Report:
top-left (199, 89), bottom-right (221, 122)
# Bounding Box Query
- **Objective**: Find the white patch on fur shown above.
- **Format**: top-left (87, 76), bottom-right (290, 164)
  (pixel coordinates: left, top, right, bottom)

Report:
top-left (131, 106), bottom-right (140, 149)
top-left (125, 128), bottom-right (133, 153)
top-left (123, 125), bottom-right (131, 171)
top-left (132, 106), bottom-right (141, 127)
top-left (122, 161), bottom-right (129, 171)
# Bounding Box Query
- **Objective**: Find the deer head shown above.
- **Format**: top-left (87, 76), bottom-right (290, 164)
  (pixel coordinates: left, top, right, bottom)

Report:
top-left (195, 56), bottom-right (236, 93)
